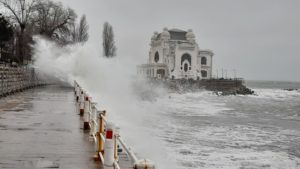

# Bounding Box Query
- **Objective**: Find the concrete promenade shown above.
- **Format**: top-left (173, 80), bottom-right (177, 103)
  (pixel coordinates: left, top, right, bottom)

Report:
top-left (0, 85), bottom-right (128, 169)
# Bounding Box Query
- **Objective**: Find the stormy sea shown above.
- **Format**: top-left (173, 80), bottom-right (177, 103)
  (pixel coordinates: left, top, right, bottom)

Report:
top-left (137, 80), bottom-right (300, 169)
top-left (32, 39), bottom-right (300, 168)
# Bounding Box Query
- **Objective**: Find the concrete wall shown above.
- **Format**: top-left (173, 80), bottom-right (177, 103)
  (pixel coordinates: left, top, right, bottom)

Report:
top-left (0, 65), bottom-right (44, 97)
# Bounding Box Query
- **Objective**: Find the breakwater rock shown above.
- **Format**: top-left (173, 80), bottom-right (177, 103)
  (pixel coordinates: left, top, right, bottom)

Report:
top-left (136, 78), bottom-right (254, 95)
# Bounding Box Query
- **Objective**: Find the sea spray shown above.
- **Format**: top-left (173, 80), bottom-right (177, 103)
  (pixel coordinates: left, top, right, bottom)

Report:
top-left (31, 36), bottom-right (176, 169)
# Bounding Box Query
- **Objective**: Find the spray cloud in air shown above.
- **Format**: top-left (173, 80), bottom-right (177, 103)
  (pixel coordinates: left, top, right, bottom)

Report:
top-left (31, 36), bottom-right (176, 169)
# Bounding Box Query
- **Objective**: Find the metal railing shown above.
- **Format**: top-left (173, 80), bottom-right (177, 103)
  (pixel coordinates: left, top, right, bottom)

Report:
top-left (74, 81), bottom-right (155, 169)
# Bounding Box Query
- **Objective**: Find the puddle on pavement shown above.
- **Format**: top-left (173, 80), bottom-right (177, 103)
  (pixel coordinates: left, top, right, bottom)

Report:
top-left (3, 109), bottom-right (25, 112)
top-left (36, 160), bottom-right (60, 168)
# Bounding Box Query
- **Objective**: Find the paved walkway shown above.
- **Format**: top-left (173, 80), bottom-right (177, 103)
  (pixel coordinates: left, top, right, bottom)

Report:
top-left (0, 85), bottom-right (102, 169)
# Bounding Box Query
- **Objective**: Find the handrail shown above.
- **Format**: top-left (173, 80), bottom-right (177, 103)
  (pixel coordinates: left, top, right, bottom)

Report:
top-left (74, 81), bottom-right (155, 169)
top-left (113, 161), bottom-right (121, 169)
top-left (117, 136), bottom-right (138, 163)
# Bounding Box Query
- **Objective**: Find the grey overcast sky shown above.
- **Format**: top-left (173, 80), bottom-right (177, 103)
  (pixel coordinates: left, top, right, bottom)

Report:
top-left (61, 0), bottom-right (300, 81)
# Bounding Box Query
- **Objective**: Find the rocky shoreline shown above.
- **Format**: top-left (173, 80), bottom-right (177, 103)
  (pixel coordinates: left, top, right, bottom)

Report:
top-left (217, 85), bottom-right (254, 96)
top-left (141, 78), bottom-right (255, 96)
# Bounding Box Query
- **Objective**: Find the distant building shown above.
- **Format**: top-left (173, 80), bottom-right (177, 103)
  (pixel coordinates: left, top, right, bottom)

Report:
top-left (137, 28), bottom-right (214, 80)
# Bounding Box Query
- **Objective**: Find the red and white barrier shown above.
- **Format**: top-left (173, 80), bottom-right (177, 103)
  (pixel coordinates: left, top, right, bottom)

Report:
top-left (104, 122), bottom-right (115, 167)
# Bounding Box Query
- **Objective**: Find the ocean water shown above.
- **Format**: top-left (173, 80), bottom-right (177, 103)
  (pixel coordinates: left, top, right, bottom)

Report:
top-left (137, 80), bottom-right (300, 169)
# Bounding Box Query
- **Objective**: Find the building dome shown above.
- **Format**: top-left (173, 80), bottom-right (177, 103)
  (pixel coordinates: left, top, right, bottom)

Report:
top-left (186, 29), bottom-right (195, 40)
top-left (161, 27), bottom-right (170, 40)
top-left (151, 31), bottom-right (158, 40)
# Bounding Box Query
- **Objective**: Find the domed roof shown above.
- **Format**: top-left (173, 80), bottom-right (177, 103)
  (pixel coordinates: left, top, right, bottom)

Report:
top-left (168, 29), bottom-right (187, 40)
top-left (186, 29), bottom-right (195, 39)
top-left (151, 31), bottom-right (158, 40)
top-left (161, 27), bottom-right (170, 39)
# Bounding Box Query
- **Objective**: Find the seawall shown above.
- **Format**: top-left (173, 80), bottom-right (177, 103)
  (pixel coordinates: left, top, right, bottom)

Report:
top-left (146, 78), bottom-right (254, 95)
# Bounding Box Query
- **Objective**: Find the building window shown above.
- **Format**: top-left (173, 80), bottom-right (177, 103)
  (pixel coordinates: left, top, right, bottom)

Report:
top-left (184, 63), bottom-right (188, 72)
top-left (157, 69), bottom-right (165, 78)
top-left (154, 52), bottom-right (159, 63)
top-left (201, 70), bottom-right (207, 78)
top-left (181, 54), bottom-right (191, 65)
top-left (201, 57), bottom-right (207, 65)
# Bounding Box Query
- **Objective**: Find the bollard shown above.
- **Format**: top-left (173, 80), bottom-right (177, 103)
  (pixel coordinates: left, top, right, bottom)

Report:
top-left (134, 159), bottom-right (155, 169)
top-left (79, 90), bottom-right (85, 116)
top-left (83, 94), bottom-right (91, 130)
top-left (104, 122), bottom-right (115, 167)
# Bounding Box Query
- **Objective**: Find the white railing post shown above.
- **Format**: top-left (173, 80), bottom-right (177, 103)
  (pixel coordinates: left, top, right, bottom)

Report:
top-left (83, 93), bottom-right (91, 130)
top-left (79, 89), bottom-right (84, 116)
top-left (76, 85), bottom-right (80, 102)
top-left (90, 102), bottom-right (97, 139)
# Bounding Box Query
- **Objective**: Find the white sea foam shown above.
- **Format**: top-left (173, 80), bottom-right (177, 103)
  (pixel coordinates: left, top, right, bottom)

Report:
top-left (251, 88), bottom-right (300, 100)
top-left (151, 92), bottom-right (233, 117)
top-left (161, 123), bottom-right (300, 169)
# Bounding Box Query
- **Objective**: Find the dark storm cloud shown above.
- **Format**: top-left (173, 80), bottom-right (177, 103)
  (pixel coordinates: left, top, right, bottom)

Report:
top-left (62, 0), bottom-right (300, 81)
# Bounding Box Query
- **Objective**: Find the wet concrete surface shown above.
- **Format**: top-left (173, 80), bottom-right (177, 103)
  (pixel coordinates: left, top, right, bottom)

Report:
top-left (0, 85), bottom-right (102, 169)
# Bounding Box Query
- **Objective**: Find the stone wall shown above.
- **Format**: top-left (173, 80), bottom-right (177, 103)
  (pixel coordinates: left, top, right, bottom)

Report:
top-left (0, 65), bottom-right (44, 97)
top-left (165, 78), bottom-right (254, 95)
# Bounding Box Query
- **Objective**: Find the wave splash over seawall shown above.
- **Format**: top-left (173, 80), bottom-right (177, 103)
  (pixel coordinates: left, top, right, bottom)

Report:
top-left (31, 37), bottom-right (177, 168)
top-left (32, 37), bottom-right (300, 169)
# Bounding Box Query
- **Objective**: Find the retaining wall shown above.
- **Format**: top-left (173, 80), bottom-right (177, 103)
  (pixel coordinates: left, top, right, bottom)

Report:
top-left (0, 65), bottom-right (44, 97)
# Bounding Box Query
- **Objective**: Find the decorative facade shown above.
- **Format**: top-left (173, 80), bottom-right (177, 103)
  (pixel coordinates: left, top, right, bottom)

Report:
top-left (137, 28), bottom-right (214, 80)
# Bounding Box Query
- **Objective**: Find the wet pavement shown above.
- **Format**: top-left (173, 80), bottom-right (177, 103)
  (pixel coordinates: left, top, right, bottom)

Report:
top-left (0, 85), bottom-right (102, 169)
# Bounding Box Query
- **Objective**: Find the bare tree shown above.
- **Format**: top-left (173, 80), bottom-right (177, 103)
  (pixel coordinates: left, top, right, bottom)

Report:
top-left (33, 0), bottom-right (77, 45)
top-left (0, 0), bottom-right (37, 64)
top-left (71, 15), bottom-right (89, 44)
top-left (76, 15), bottom-right (88, 43)
top-left (102, 22), bottom-right (116, 57)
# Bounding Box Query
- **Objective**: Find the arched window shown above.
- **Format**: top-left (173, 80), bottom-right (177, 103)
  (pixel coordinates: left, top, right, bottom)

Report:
top-left (201, 57), bottom-right (207, 65)
top-left (154, 52), bottom-right (159, 63)
top-left (184, 63), bottom-right (188, 72)
top-left (201, 70), bottom-right (207, 78)
top-left (181, 54), bottom-right (191, 65)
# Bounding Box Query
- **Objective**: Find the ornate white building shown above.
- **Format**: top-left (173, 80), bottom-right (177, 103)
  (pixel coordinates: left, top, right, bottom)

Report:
top-left (137, 28), bottom-right (214, 80)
